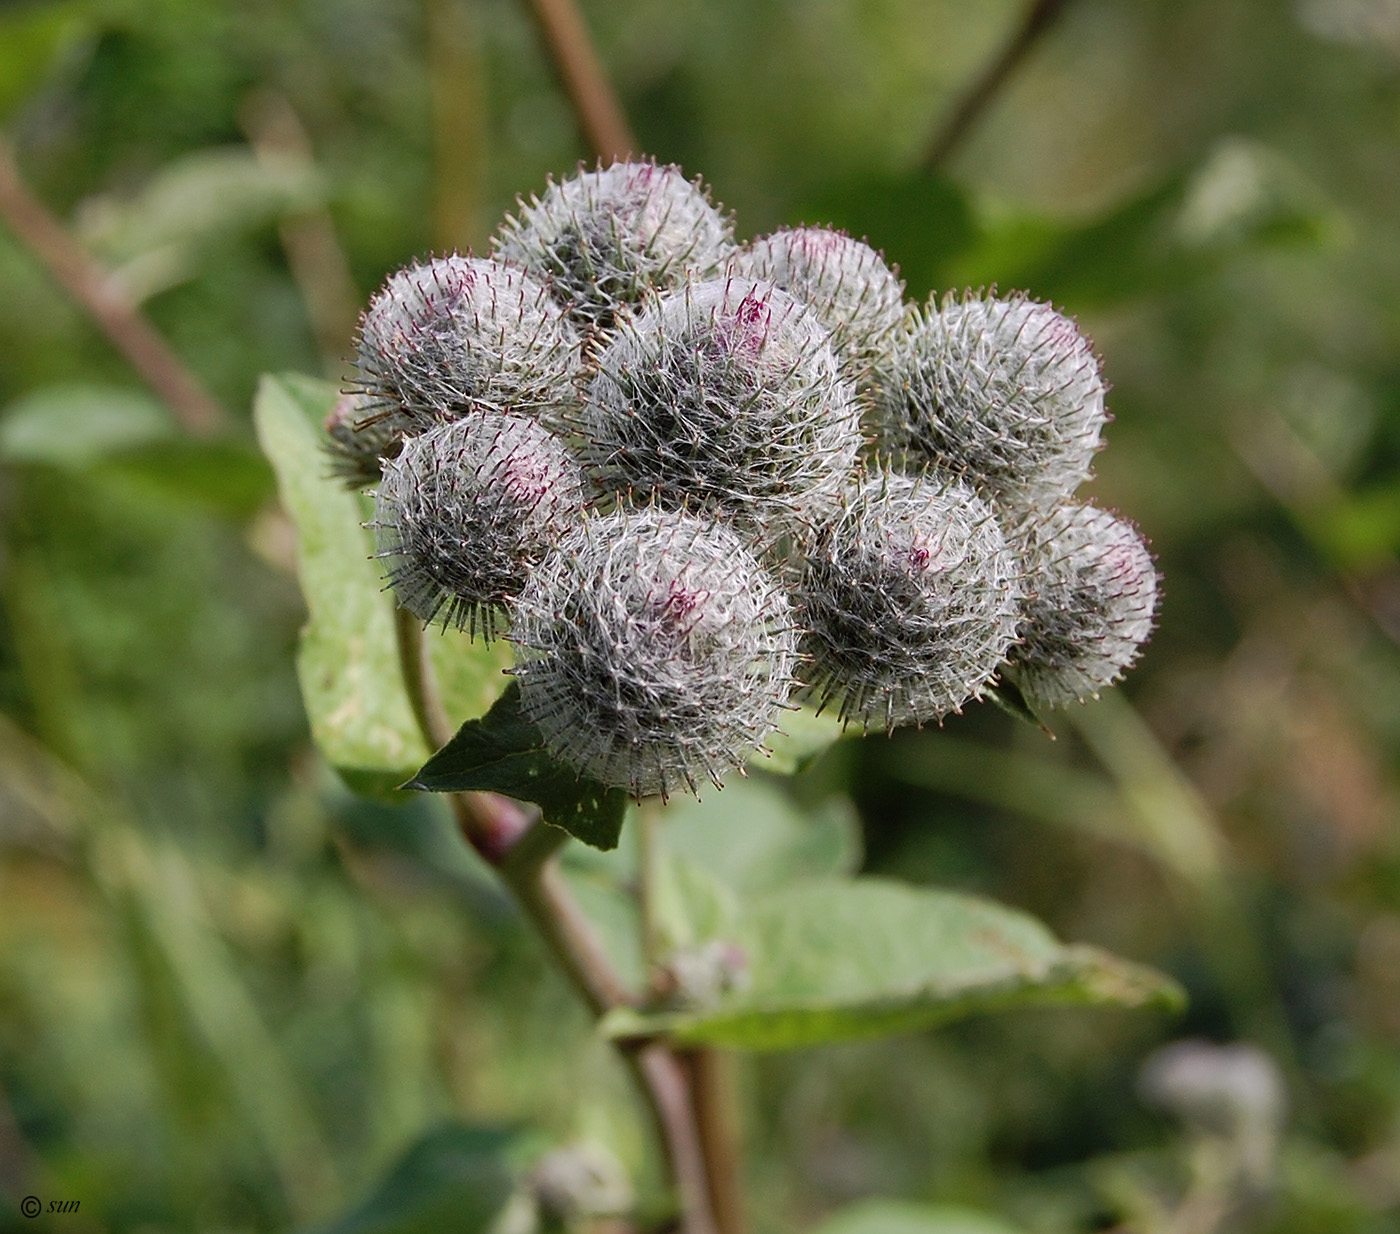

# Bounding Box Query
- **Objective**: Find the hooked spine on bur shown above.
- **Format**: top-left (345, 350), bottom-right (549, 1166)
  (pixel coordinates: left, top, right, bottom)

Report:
top-left (333, 158), bottom-right (1158, 800)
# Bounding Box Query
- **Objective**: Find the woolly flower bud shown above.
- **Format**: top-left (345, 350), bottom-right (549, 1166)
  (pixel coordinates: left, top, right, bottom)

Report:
top-left (580, 278), bottom-right (863, 538)
top-left (355, 254), bottom-right (580, 432)
top-left (530, 1143), bottom-right (633, 1224)
top-left (1139, 1040), bottom-right (1286, 1138)
top-left (373, 412), bottom-right (587, 638)
top-left (795, 469), bottom-right (1022, 730)
top-left (726, 226), bottom-right (905, 366)
top-left (493, 161), bottom-right (734, 331)
top-left (1006, 502), bottom-right (1157, 708)
top-left (511, 508), bottom-right (797, 799)
top-left (882, 291), bottom-right (1107, 502)
top-left (323, 391), bottom-right (401, 488)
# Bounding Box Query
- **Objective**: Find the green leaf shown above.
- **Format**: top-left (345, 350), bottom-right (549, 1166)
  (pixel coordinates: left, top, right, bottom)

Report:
top-left (661, 777), bottom-right (862, 895)
top-left (302, 1123), bottom-right (516, 1234)
top-left (601, 878), bottom-right (1183, 1051)
top-left (253, 372), bottom-right (509, 796)
top-left (811, 1199), bottom-right (1028, 1234)
top-left (0, 383), bottom-right (175, 466)
top-left (983, 677), bottom-right (1050, 732)
top-left (755, 704), bottom-right (848, 776)
top-left (79, 147), bottom-right (325, 300)
top-left (405, 681), bottom-right (628, 851)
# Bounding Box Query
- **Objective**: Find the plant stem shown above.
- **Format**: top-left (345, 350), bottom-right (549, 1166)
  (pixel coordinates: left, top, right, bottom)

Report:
top-left (921, 0), bottom-right (1074, 172)
top-left (393, 607), bottom-right (455, 751)
top-left (392, 613), bottom-right (717, 1233)
top-left (637, 797), bottom-right (664, 979)
top-left (426, 0), bottom-right (490, 252)
top-left (0, 129), bottom-right (227, 436)
top-left (522, 0), bottom-right (637, 162)
top-left (495, 819), bottom-right (717, 1234)
top-left (687, 1049), bottom-right (746, 1234)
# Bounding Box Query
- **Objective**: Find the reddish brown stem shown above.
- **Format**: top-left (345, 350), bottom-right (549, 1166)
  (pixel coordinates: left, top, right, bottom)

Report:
top-left (0, 130), bottom-right (227, 436)
top-left (392, 611), bottom-right (716, 1233)
top-left (523, 0), bottom-right (638, 163)
top-left (921, 0), bottom-right (1074, 172)
top-left (688, 1049), bottom-right (746, 1234)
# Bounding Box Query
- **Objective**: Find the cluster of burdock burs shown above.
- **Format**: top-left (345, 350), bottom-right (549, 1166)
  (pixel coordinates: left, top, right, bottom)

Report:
top-left (325, 161), bottom-right (1158, 800)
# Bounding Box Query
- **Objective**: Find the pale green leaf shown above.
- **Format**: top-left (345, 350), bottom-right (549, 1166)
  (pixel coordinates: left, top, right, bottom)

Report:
top-left (661, 777), bottom-right (861, 894)
top-left (601, 878), bottom-right (1184, 1051)
top-left (253, 372), bottom-right (509, 795)
top-left (755, 704), bottom-right (847, 776)
top-left (0, 383), bottom-right (174, 466)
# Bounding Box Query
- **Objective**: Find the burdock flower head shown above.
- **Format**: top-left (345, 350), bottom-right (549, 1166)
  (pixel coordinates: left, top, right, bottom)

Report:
top-left (372, 410), bottom-right (588, 639)
top-left (355, 254), bottom-right (581, 434)
top-left (494, 160), bottom-right (735, 333)
top-left (726, 226), bottom-right (905, 370)
top-left (880, 291), bottom-right (1107, 503)
top-left (794, 468), bottom-right (1023, 731)
top-left (510, 507), bottom-right (797, 799)
top-left (1004, 502), bottom-right (1158, 709)
top-left (579, 277), bottom-right (863, 540)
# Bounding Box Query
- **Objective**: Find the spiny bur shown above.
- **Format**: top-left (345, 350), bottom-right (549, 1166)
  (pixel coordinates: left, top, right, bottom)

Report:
top-left (881, 291), bottom-right (1107, 503)
top-left (329, 155), bottom-right (1159, 804)
top-left (726, 226), bottom-right (905, 370)
top-left (372, 411), bottom-right (587, 639)
top-left (323, 391), bottom-right (401, 487)
top-left (795, 468), bottom-right (1022, 730)
top-left (510, 508), bottom-right (797, 799)
top-left (580, 277), bottom-right (863, 539)
top-left (355, 254), bottom-right (580, 434)
top-left (493, 161), bottom-right (734, 333)
top-left (1005, 502), bottom-right (1158, 709)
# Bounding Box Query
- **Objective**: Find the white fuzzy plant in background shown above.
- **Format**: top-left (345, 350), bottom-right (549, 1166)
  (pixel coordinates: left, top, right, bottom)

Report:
top-left (330, 159), bottom-right (1159, 798)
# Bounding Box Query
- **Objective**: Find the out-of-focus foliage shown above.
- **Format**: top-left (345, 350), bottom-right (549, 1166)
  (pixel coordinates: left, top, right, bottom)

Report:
top-left (2, 0), bottom-right (1400, 1232)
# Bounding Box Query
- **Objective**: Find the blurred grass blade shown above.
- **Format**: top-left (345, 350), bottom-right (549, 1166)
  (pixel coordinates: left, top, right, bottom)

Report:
top-left (812, 1199), bottom-right (1028, 1234)
top-left (302, 1123), bottom-right (517, 1234)
top-left (94, 826), bottom-right (342, 1223)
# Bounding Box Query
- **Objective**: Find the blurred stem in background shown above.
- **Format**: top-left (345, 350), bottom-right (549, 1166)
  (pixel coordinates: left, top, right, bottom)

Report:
top-left (0, 130), bottom-right (227, 435)
top-left (241, 89), bottom-right (362, 377)
top-left (427, 0), bottom-right (491, 254)
top-left (922, 0), bottom-right (1075, 171)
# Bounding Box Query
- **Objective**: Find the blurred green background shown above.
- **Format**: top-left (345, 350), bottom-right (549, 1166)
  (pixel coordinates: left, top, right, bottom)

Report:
top-left (2, 0), bottom-right (1400, 1230)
